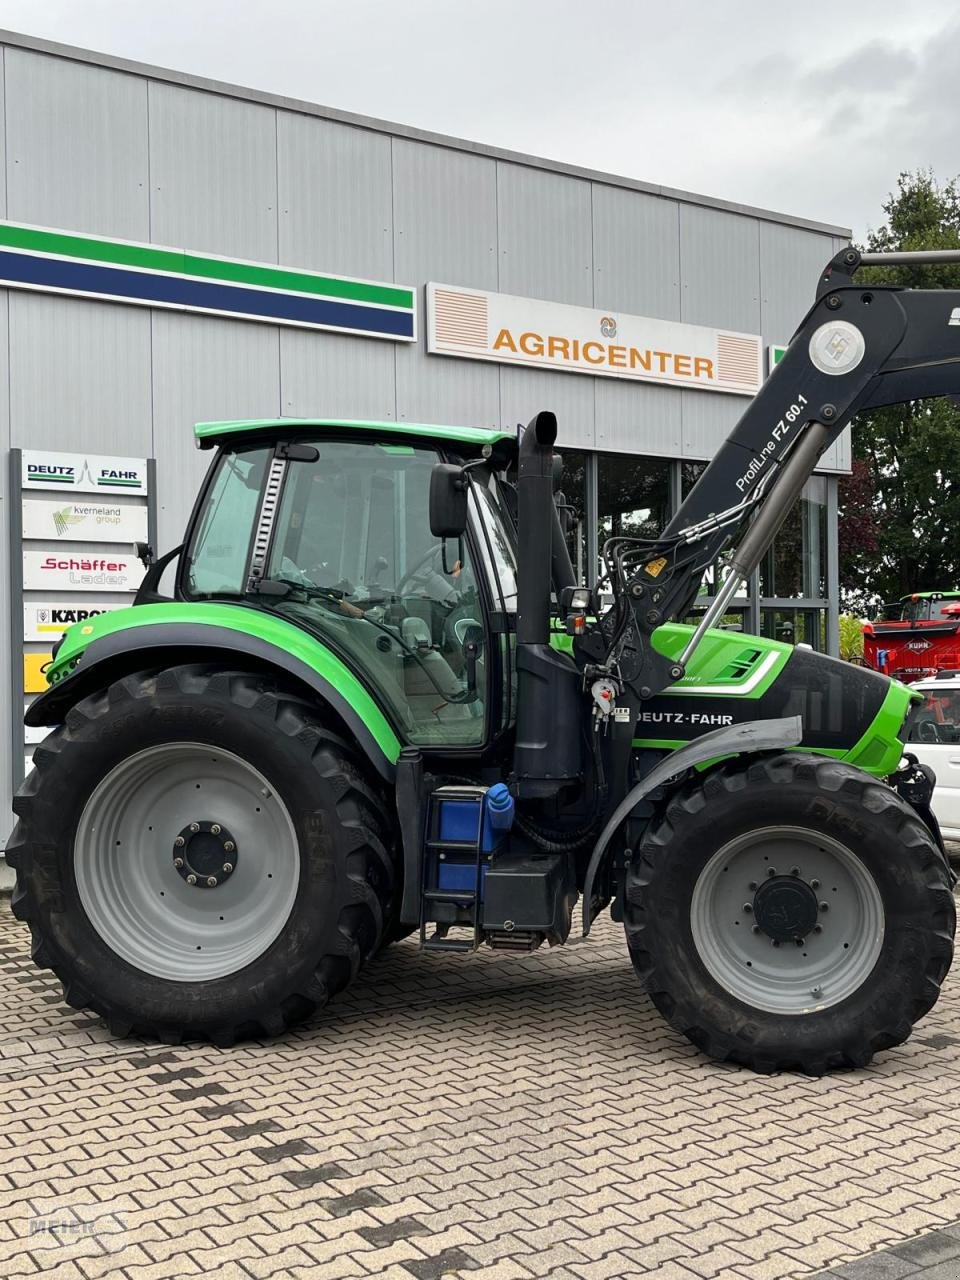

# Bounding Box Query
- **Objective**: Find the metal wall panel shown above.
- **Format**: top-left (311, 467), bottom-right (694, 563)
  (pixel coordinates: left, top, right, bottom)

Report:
top-left (9, 294), bottom-right (152, 454)
top-left (278, 115), bottom-right (393, 281)
top-left (4, 49), bottom-right (148, 239)
top-left (592, 184), bottom-right (680, 319)
top-left (759, 220), bottom-right (835, 345)
top-left (679, 204), bottom-right (761, 334)
top-left (679, 388), bottom-right (743, 460)
top-left (392, 140), bottom-right (498, 289)
top-left (595, 378), bottom-right (681, 458)
top-left (396, 345), bottom-right (500, 429)
top-left (151, 313), bottom-right (281, 549)
top-left (0, 293), bottom-right (11, 843)
top-left (0, 51), bottom-right (6, 219)
top-left (281, 329), bottom-right (396, 421)
top-left (148, 82), bottom-right (278, 262)
top-left (499, 366), bottom-right (595, 450)
top-left (497, 162), bottom-right (593, 306)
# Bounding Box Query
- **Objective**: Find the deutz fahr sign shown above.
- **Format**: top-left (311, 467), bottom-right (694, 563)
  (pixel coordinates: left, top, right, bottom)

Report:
top-left (21, 450), bottom-right (148, 497)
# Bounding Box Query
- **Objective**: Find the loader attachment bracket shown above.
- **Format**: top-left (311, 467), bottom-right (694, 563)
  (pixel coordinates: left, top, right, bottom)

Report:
top-left (581, 715), bottom-right (803, 935)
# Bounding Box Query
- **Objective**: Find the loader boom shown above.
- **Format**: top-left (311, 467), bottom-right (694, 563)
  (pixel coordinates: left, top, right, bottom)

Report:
top-left (599, 247), bottom-right (960, 698)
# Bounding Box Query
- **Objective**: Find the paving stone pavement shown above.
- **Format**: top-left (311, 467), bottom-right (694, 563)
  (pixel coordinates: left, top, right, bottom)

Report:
top-left (3, 895), bottom-right (960, 1280)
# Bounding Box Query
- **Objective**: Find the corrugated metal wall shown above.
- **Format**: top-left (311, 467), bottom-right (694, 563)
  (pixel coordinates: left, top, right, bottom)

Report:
top-left (0, 38), bottom-right (852, 831)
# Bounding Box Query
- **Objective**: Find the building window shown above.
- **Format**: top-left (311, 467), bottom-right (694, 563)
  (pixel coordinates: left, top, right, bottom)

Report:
top-left (597, 452), bottom-right (669, 548)
top-left (759, 476), bottom-right (827, 601)
top-left (556, 448), bottom-right (588, 583)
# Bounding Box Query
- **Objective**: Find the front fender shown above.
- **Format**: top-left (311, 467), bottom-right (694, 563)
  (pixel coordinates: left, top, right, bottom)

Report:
top-left (25, 603), bottom-right (402, 783)
top-left (582, 715), bottom-right (803, 935)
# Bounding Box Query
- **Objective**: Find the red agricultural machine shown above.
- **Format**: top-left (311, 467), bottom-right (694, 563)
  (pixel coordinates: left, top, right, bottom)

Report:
top-left (863, 591), bottom-right (960, 683)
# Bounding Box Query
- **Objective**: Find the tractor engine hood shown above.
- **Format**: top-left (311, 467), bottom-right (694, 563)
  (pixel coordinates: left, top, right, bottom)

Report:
top-left (634, 623), bottom-right (917, 778)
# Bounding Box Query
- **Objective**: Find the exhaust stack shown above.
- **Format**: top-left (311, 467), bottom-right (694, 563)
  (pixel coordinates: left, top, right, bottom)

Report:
top-left (512, 411), bottom-right (582, 796)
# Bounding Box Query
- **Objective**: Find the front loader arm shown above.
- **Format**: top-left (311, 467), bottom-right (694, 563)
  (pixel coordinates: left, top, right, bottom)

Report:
top-left (593, 247), bottom-right (960, 698)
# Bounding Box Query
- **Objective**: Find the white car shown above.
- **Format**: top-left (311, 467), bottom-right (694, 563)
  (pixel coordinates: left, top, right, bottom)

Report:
top-left (905, 672), bottom-right (960, 839)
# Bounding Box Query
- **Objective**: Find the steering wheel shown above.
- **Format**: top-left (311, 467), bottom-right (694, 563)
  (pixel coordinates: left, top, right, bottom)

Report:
top-left (916, 719), bottom-right (942, 744)
top-left (392, 544), bottom-right (453, 598)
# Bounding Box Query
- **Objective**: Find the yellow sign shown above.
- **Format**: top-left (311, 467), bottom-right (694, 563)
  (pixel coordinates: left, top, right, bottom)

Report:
top-left (645, 557), bottom-right (668, 579)
top-left (23, 652), bottom-right (52, 694)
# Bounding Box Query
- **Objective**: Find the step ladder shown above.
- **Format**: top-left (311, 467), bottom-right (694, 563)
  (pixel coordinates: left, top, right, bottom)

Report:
top-left (419, 785), bottom-right (487, 953)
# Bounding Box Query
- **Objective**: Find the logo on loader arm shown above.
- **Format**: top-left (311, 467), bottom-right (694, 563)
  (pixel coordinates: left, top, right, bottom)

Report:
top-left (808, 320), bottom-right (865, 375)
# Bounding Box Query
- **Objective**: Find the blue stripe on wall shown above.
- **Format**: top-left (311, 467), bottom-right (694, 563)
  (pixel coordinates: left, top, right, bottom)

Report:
top-left (0, 250), bottom-right (416, 338)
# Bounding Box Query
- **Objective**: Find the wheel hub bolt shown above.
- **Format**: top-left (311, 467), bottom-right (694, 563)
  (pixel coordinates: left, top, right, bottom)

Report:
top-left (186, 874), bottom-right (197, 885)
top-left (222, 863), bottom-right (233, 873)
top-left (810, 879), bottom-right (820, 889)
top-left (190, 822), bottom-right (200, 833)
top-left (819, 901), bottom-right (829, 912)
top-left (767, 868), bottom-right (777, 877)
top-left (173, 857), bottom-right (184, 869)
top-left (211, 824), bottom-right (221, 835)
top-left (206, 876), bottom-right (218, 888)
top-left (771, 939), bottom-right (780, 947)
top-left (752, 924), bottom-right (761, 934)
top-left (790, 866), bottom-right (800, 877)
top-left (224, 841), bottom-right (235, 853)
top-left (742, 903), bottom-right (753, 913)
top-left (174, 836), bottom-right (185, 848)
top-left (794, 937), bottom-right (804, 947)
top-left (748, 881), bottom-right (757, 891)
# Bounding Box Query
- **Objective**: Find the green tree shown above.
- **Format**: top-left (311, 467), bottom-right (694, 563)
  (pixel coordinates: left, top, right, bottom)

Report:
top-left (840, 171), bottom-right (960, 609)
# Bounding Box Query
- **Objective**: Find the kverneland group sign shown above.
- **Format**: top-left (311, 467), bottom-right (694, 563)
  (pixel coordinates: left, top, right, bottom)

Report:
top-left (426, 283), bottom-right (762, 396)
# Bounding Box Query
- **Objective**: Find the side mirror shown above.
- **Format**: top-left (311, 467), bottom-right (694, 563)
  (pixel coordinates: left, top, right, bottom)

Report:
top-left (429, 463), bottom-right (468, 538)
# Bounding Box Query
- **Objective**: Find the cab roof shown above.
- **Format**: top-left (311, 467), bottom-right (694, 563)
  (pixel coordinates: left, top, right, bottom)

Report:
top-left (195, 416), bottom-right (516, 451)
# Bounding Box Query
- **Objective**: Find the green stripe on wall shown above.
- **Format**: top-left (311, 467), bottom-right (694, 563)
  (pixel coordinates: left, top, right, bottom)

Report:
top-left (0, 223), bottom-right (413, 311)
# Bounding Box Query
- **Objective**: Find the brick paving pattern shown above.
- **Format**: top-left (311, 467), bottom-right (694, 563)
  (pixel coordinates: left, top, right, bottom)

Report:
top-left (2, 894), bottom-right (960, 1279)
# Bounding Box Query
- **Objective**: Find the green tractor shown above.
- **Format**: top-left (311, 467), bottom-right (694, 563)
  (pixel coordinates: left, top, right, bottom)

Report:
top-left (9, 245), bottom-right (960, 1072)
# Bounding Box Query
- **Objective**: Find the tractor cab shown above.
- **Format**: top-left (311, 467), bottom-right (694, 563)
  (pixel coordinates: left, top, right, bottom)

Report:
top-left (179, 422), bottom-right (522, 750)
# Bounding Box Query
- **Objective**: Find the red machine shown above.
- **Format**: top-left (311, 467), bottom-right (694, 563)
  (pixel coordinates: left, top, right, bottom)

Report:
top-left (863, 591), bottom-right (960, 683)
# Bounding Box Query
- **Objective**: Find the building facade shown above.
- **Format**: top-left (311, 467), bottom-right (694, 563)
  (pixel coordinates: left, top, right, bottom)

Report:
top-left (0, 29), bottom-right (850, 833)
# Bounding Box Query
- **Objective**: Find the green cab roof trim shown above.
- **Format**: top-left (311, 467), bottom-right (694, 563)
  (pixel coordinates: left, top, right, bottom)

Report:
top-left (46, 602), bottom-right (403, 765)
top-left (194, 417), bottom-right (517, 449)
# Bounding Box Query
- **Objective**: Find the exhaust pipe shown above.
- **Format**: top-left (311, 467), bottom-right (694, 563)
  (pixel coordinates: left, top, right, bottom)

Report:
top-left (512, 411), bottom-right (582, 797)
top-left (517, 410), bottom-right (559, 646)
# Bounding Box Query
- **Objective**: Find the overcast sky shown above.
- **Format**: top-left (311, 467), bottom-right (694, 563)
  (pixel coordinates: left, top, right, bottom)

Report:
top-left (0, 0), bottom-right (957, 238)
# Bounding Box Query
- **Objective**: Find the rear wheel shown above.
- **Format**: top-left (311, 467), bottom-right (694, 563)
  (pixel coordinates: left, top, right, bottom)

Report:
top-left (8, 665), bottom-right (396, 1043)
top-left (624, 752), bottom-right (955, 1073)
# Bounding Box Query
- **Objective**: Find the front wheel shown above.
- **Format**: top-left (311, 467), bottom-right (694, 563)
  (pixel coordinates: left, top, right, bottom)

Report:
top-left (624, 753), bottom-right (955, 1074)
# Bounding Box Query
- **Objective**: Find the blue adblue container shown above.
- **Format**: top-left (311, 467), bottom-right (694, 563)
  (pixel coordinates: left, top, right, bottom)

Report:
top-left (436, 785), bottom-right (515, 895)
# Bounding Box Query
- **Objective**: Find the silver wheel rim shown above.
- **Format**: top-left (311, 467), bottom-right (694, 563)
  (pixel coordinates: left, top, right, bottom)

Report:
top-left (74, 742), bottom-right (300, 982)
top-left (689, 825), bottom-right (884, 1014)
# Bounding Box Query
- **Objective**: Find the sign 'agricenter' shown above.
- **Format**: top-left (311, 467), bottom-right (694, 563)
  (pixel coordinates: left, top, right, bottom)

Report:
top-left (427, 283), bottom-right (763, 396)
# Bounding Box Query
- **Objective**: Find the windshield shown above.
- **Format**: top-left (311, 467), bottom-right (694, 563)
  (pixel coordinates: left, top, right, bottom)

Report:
top-left (186, 438), bottom-right (520, 747)
top-left (901, 598), bottom-right (960, 622)
top-left (186, 446), bottom-right (272, 595)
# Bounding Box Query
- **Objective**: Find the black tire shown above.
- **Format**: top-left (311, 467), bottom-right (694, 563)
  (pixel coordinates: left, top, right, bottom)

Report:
top-left (7, 665), bottom-right (397, 1044)
top-left (624, 752), bottom-right (955, 1074)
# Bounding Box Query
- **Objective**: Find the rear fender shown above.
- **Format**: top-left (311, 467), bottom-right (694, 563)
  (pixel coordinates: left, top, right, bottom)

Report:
top-left (25, 621), bottom-right (401, 783)
top-left (582, 715), bottom-right (803, 935)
